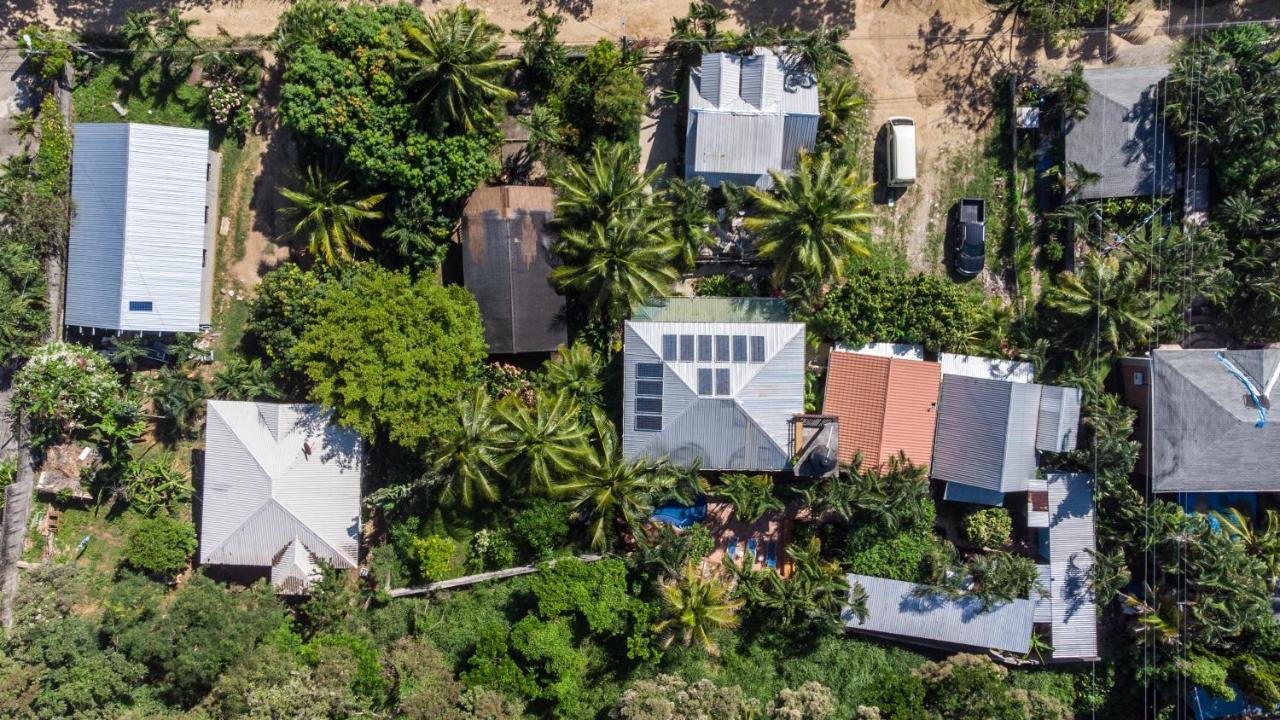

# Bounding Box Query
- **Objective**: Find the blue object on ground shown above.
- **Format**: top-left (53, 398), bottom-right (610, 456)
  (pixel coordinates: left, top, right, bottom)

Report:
top-left (649, 497), bottom-right (708, 529)
top-left (1179, 492), bottom-right (1258, 534)
top-left (745, 538), bottom-right (758, 564)
top-left (766, 541), bottom-right (777, 569)
top-left (727, 537), bottom-right (737, 560)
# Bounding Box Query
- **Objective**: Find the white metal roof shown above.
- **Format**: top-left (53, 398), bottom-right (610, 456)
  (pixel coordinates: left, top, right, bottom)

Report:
top-left (1042, 473), bottom-right (1098, 660)
top-left (939, 352), bottom-right (1035, 383)
top-left (271, 538), bottom-right (322, 596)
top-left (66, 123), bottom-right (211, 332)
top-left (200, 401), bottom-right (362, 585)
top-left (834, 342), bottom-right (926, 360)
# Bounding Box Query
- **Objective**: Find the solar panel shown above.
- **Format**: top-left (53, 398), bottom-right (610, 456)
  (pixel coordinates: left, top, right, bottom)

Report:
top-left (636, 363), bottom-right (663, 379)
top-left (635, 415), bottom-right (662, 431)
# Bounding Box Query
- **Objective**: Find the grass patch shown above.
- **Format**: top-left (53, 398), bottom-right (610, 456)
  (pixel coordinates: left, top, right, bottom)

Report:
top-left (73, 61), bottom-right (207, 130)
top-left (23, 506), bottom-right (148, 598)
top-left (926, 143), bottom-right (1009, 274)
top-left (215, 297), bottom-right (250, 362)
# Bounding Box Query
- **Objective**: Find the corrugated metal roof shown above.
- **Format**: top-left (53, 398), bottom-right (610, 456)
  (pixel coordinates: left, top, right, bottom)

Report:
top-left (460, 186), bottom-right (566, 354)
top-left (622, 313), bottom-right (804, 471)
top-left (686, 48), bottom-right (818, 188)
top-left (844, 573), bottom-right (1034, 654)
top-left (631, 297), bottom-right (790, 323)
top-left (822, 348), bottom-right (940, 469)
top-left (1065, 65), bottom-right (1175, 200)
top-left (942, 481), bottom-right (1006, 506)
top-left (66, 123), bottom-right (212, 332)
top-left (1043, 472), bottom-right (1098, 660)
top-left (200, 401), bottom-right (362, 584)
top-left (939, 352), bottom-right (1034, 382)
top-left (931, 375), bottom-right (1039, 494)
top-left (1036, 385), bottom-right (1082, 452)
top-left (271, 538), bottom-right (321, 596)
top-left (1147, 349), bottom-right (1280, 492)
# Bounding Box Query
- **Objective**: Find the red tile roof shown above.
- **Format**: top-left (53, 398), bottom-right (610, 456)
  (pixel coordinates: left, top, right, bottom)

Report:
top-left (822, 350), bottom-right (941, 470)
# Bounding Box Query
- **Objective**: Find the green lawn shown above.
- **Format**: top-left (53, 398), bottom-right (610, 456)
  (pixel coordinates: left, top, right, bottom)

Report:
top-left (23, 505), bottom-right (149, 598)
top-left (926, 143), bottom-right (1009, 274)
top-left (73, 61), bottom-right (207, 130)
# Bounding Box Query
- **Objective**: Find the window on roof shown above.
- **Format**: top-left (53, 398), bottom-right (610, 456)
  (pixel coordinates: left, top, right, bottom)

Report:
top-left (750, 335), bottom-right (765, 363)
top-left (732, 335), bottom-right (747, 362)
top-left (716, 368), bottom-right (730, 395)
top-left (662, 335), bottom-right (677, 361)
top-left (637, 398), bottom-right (662, 414)
top-left (715, 335), bottom-right (730, 361)
top-left (698, 335), bottom-right (713, 361)
top-left (636, 363), bottom-right (663, 379)
top-left (635, 415), bottom-right (662, 431)
top-left (679, 335), bottom-right (695, 361)
top-left (128, 301), bottom-right (153, 312)
top-left (637, 380), bottom-right (663, 397)
top-left (697, 368), bottom-right (713, 396)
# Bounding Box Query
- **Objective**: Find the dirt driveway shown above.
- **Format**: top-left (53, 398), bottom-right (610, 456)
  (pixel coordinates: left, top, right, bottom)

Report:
top-left (12, 0), bottom-right (1275, 273)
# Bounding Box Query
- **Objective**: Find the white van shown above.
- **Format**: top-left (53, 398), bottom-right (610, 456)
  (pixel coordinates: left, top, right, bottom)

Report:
top-left (886, 117), bottom-right (917, 188)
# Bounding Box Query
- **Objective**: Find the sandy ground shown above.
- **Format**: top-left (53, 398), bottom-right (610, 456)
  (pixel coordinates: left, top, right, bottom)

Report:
top-left (10, 0), bottom-right (1275, 275)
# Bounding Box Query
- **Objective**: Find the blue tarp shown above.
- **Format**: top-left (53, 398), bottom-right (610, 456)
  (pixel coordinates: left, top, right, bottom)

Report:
top-left (1192, 684), bottom-right (1279, 720)
top-left (650, 497), bottom-right (708, 529)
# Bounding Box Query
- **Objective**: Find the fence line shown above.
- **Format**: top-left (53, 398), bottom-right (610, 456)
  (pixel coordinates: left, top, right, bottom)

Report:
top-left (387, 554), bottom-right (604, 598)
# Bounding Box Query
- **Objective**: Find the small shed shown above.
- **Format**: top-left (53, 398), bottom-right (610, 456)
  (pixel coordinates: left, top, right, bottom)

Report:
top-left (1064, 65), bottom-right (1175, 201)
top-left (460, 186), bottom-right (567, 355)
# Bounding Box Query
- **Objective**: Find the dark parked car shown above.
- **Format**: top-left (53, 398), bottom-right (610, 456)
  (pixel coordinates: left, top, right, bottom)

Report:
top-left (951, 198), bottom-right (986, 277)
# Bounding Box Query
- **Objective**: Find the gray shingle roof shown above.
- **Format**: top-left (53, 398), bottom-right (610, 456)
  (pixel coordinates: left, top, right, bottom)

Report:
top-left (843, 573), bottom-right (1034, 654)
top-left (1148, 349), bottom-right (1280, 492)
top-left (461, 186), bottom-right (567, 354)
top-left (1065, 65), bottom-right (1175, 200)
top-left (685, 48), bottom-right (818, 189)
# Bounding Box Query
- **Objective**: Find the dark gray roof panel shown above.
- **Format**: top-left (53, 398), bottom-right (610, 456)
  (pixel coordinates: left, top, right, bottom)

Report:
top-left (1065, 65), bottom-right (1175, 200)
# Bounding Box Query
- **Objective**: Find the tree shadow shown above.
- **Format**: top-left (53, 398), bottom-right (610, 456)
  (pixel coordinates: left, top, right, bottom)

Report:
top-left (909, 9), bottom-right (1027, 132)
top-left (247, 59), bottom-right (298, 264)
top-left (710, 0), bottom-right (856, 33)
top-left (519, 0), bottom-right (594, 21)
top-left (1, 0), bottom-right (220, 37)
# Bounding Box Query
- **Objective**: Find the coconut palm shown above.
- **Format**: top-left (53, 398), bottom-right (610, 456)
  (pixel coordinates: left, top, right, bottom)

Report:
top-left (786, 23), bottom-right (851, 74)
top-left (818, 72), bottom-right (866, 149)
top-left (665, 176), bottom-right (716, 271)
top-left (279, 166), bottom-right (387, 268)
top-left (1044, 252), bottom-right (1164, 355)
top-left (1211, 507), bottom-right (1280, 587)
top-left (654, 560), bottom-right (743, 656)
top-left (754, 537), bottom-right (849, 630)
top-left (399, 7), bottom-right (516, 133)
top-left (667, 2), bottom-right (730, 64)
top-left (745, 150), bottom-right (873, 289)
top-left (551, 212), bottom-right (681, 327)
top-left (845, 452), bottom-right (930, 533)
top-left (148, 366), bottom-right (209, 441)
top-left (553, 407), bottom-right (674, 549)
top-left (518, 104), bottom-right (564, 163)
top-left (538, 342), bottom-right (604, 411)
top-left (550, 142), bottom-right (661, 229)
top-left (427, 388), bottom-right (506, 507)
top-left (212, 357), bottom-right (283, 401)
top-left (719, 473), bottom-right (784, 524)
top-left (498, 391), bottom-right (588, 495)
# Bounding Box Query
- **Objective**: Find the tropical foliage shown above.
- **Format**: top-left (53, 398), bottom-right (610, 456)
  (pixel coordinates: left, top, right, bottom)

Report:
top-left (279, 166), bottom-right (387, 267)
top-left (809, 269), bottom-right (982, 352)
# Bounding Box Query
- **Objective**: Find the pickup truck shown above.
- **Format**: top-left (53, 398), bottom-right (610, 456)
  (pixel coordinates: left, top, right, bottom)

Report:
top-left (951, 198), bottom-right (986, 278)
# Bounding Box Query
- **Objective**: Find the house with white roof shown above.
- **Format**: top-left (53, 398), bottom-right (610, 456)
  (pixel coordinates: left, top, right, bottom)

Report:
top-left (65, 123), bottom-right (218, 334)
top-left (622, 298), bottom-right (808, 472)
top-left (200, 401), bottom-right (362, 595)
top-left (685, 48), bottom-right (819, 189)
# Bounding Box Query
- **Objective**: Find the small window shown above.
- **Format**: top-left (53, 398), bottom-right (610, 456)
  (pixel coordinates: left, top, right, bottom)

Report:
top-left (637, 398), bottom-right (662, 414)
top-left (716, 368), bottom-right (731, 395)
top-left (679, 335), bottom-right (695, 361)
top-left (697, 368), bottom-right (713, 396)
top-left (635, 415), bottom-right (663, 431)
top-left (1133, 371), bottom-right (1145, 387)
top-left (128, 301), bottom-right (153, 312)
top-left (732, 335), bottom-right (748, 362)
top-left (750, 335), bottom-right (765, 363)
top-left (697, 335), bottom-right (713, 362)
top-left (636, 363), bottom-right (663, 379)
top-left (711, 335), bottom-right (732, 358)
top-left (662, 335), bottom-right (678, 361)
top-left (637, 380), bottom-right (663, 397)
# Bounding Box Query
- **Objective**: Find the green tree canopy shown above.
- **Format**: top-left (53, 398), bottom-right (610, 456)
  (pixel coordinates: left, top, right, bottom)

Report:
top-left (398, 6), bottom-right (516, 133)
top-left (292, 264), bottom-right (487, 448)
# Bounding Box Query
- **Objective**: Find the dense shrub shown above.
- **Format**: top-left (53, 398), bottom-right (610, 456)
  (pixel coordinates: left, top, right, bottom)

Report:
top-left (512, 498), bottom-right (571, 560)
top-left (963, 508), bottom-right (1013, 549)
top-left (247, 262), bottom-right (327, 376)
top-left (35, 96), bottom-right (71, 196)
top-left (809, 270), bottom-right (981, 352)
top-left (468, 528), bottom-right (517, 572)
top-left (548, 39), bottom-right (644, 154)
top-left (916, 654), bottom-right (1070, 720)
top-left (122, 516), bottom-right (197, 578)
top-left (695, 274), bottom-right (756, 297)
top-left (845, 527), bottom-right (935, 582)
top-left (12, 342), bottom-right (122, 447)
top-left (412, 535), bottom-right (456, 583)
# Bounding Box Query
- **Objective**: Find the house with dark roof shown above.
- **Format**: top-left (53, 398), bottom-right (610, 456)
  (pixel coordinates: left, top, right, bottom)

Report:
top-left (622, 298), bottom-right (808, 472)
top-left (822, 346), bottom-right (940, 471)
top-left (686, 48), bottom-right (819, 189)
top-left (1121, 348), bottom-right (1280, 493)
top-left (460, 186), bottom-right (567, 355)
top-left (66, 123), bottom-right (218, 334)
top-left (200, 401), bottom-right (362, 595)
top-left (1064, 65), bottom-right (1175, 201)
top-left (933, 373), bottom-right (1082, 506)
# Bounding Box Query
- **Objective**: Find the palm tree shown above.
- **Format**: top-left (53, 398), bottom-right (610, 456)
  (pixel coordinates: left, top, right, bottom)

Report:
top-left (279, 166), bottom-right (387, 268)
top-left (148, 367), bottom-right (209, 441)
top-left (745, 150), bottom-right (873, 289)
top-left (538, 343), bottom-right (604, 411)
top-left (1211, 507), bottom-right (1280, 587)
top-left (786, 23), bottom-right (852, 74)
top-left (654, 560), bottom-right (743, 656)
top-left (550, 143), bottom-right (661, 229)
top-left (399, 7), bottom-right (516, 133)
top-left (719, 473), bottom-right (784, 524)
top-left (845, 453), bottom-right (930, 533)
top-left (1044, 252), bottom-right (1163, 355)
top-left (427, 388), bottom-right (507, 507)
top-left (755, 537), bottom-right (849, 630)
top-left (498, 391), bottom-right (588, 495)
top-left (519, 104), bottom-right (564, 163)
top-left (553, 407), bottom-right (674, 549)
top-left (551, 212), bottom-right (681, 327)
top-left (8, 110), bottom-right (37, 148)
top-left (665, 176), bottom-right (716, 271)
top-left (667, 2), bottom-right (729, 64)
top-left (212, 357), bottom-right (283, 401)
top-left (818, 72), bottom-right (866, 149)
top-left (126, 453), bottom-right (192, 516)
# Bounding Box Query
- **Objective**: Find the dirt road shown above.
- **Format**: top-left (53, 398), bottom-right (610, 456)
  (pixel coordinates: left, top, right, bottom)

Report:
top-left (11, 0), bottom-right (1274, 270)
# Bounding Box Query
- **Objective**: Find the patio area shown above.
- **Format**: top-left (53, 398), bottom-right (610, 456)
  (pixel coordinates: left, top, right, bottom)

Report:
top-left (700, 501), bottom-right (794, 577)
